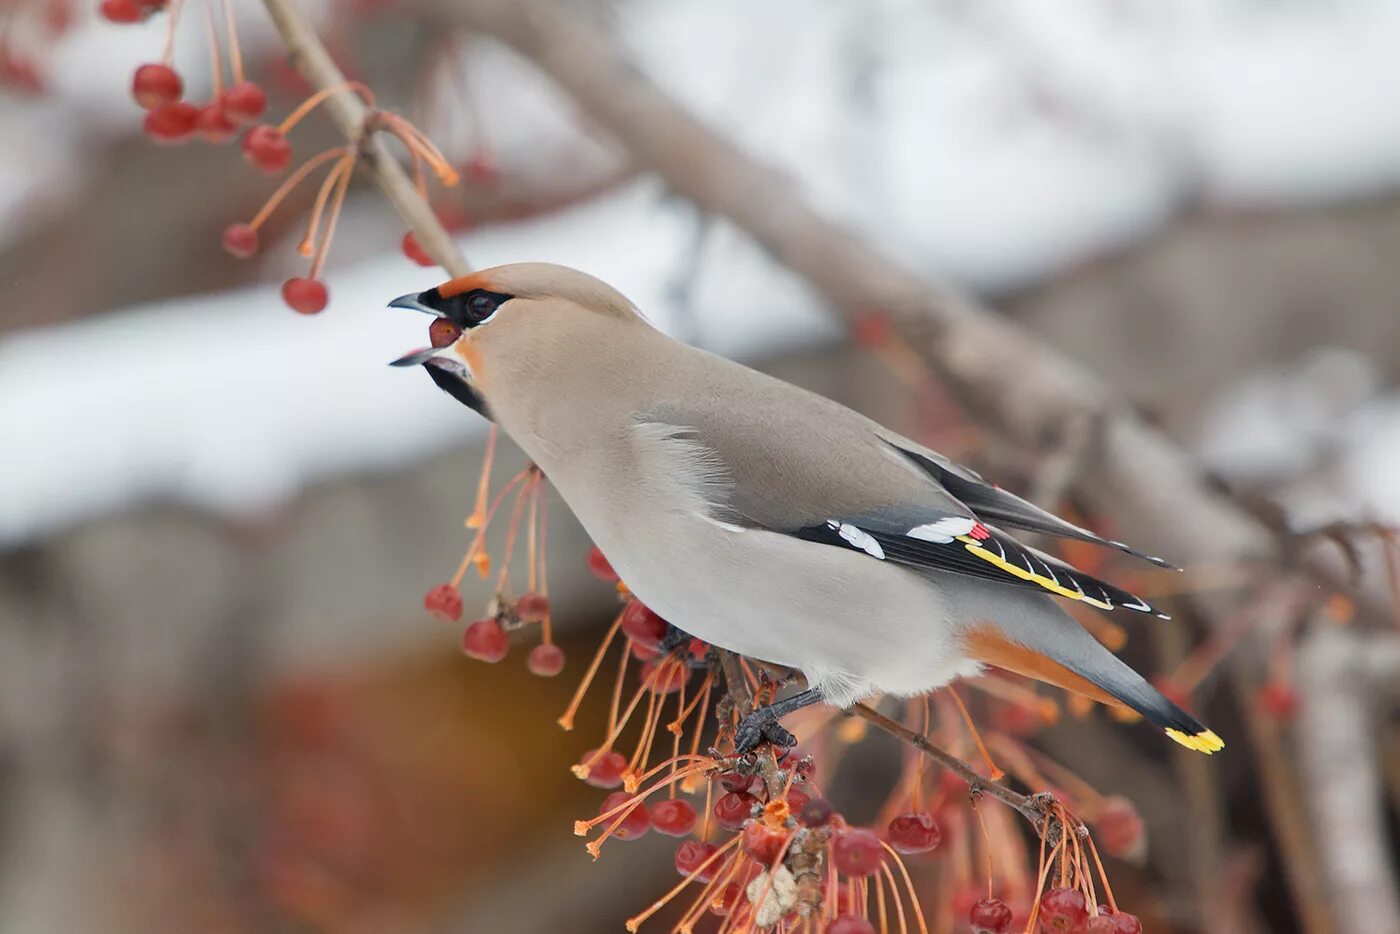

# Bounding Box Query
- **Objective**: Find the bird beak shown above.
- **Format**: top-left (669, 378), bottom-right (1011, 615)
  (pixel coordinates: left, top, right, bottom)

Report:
top-left (388, 346), bottom-right (445, 367)
top-left (388, 292), bottom-right (440, 316)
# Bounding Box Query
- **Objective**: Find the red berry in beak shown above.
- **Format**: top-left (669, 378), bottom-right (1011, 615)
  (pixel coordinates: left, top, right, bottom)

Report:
top-left (242, 124), bottom-right (292, 173)
top-left (131, 63), bottom-right (182, 110)
top-left (142, 101), bottom-right (199, 143)
top-left (222, 81), bottom-right (268, 124)
top-left (428, 317), bottom-right (461, 348)
top-left (281, 277), bottom-right (328, 314)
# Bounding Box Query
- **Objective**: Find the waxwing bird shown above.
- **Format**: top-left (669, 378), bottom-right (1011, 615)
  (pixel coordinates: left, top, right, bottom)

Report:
top-left (387, 263), bottom-right (1223, 756)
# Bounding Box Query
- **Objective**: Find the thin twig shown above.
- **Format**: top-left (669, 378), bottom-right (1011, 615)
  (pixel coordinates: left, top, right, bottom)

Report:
top-left (259, 0), bottom-right (469, 276)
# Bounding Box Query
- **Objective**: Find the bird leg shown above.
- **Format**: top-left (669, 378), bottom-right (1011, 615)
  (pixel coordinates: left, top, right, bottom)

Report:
top-left (734, 687), bottom-right (824, 754)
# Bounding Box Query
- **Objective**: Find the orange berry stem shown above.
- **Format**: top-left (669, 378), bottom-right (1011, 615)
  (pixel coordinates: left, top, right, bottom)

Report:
top-left (448, 466), bottom-right (532, 588)
top-left (947, 686), bottom-right (1003, 781)
top-left (220, 0), bottom-right (243, 84)
top-left (203, 0), bottom-right (224, 96)
top-left (557, 610), bottom-right (623, 731)
top-left (278, 81), bottom-right (376, 135)
top-left (248, 146), bottom-right (347, 230)
top-left (625, 832), bottom-right (742, 932)
top-left (308, 154), bottom-right (356, 278)
top-left (465, 425), bottom-right (498, 528)
top-left (161, 0), bottom-right (185, 65)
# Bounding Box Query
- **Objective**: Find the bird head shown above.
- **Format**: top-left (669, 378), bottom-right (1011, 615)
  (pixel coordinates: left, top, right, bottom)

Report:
top-left (387, 262), bottom-right (645, 419)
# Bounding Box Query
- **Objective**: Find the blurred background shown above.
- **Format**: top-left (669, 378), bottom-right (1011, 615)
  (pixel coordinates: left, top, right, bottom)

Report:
top-left (2, 0), bottom-right (1399, 931)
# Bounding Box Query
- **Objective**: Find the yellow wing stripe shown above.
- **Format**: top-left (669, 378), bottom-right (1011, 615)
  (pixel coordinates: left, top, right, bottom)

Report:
top-left (1165, 728), bottom-right (1225, 754)
top-left (955, 535), bottom-right (1114, 610)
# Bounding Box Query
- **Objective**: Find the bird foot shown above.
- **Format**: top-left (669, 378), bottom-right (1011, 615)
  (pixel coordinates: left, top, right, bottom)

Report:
top-left (734, 710), bottom-right (797, 755)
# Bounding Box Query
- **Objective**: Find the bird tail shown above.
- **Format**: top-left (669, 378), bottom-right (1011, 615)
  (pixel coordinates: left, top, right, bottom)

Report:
top-left (953, 588), bottom-right (1223, 754)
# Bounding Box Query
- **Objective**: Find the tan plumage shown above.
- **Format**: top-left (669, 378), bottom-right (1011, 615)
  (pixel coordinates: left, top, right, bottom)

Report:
top-left (388, 262), bottom-right (1222, 754)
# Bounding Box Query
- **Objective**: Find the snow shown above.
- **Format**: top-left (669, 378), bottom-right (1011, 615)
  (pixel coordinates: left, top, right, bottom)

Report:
top-left (4, 0), bottom-right (1400, 541)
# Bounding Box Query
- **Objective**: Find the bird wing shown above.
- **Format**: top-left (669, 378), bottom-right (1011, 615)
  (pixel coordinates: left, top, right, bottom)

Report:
top-left (635, 389), bottom-right (1167, 618)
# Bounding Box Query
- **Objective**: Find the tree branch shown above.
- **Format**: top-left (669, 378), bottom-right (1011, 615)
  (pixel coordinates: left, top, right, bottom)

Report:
top-left (260, 0), bottom-right (470, 277)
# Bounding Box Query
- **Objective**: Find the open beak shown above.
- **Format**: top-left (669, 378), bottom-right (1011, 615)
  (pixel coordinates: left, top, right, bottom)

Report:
top-left (387, 346), bottom-right (447, 368)
top-left (388, 292), bottom-right (441, 316)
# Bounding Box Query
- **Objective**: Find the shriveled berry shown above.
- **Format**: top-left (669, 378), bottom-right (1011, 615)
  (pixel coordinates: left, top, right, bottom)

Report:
top-left (526, 643), bottom-right (565, 677)
top-left (1094, 796), bottom-right (1144, 858)
top-left (143, 101), bottom-right (198, 143)
top-left (577, 748), bottom-right (627, 789)
top-left (221, 223), bottom-right (258, 259)
top-left (785, 787), bottom-right (810, 813)
top-left (423, 583), bottom-right (462, 622)
top-left (718, 771), bottom-right (761, 794)
top-left (799, 796), bottom-right (834, 827)
top-left (887, 811), bottom-right (941, 854)
top-left (833, 828), bottom-right (883, 877)
top-left (194, 101), bottom-right (236, 143)
top-left (827, 916), bottom-right (876, 934)
top-left (461, 618), bottom-right (508, 662)
top-left (675, 839), bottom-right (721, 881)
top-left (649, 798), bottom-right (697, 837)
top-left (427, 317), bottom-right (461, 348)
top-left (713, 790), bottom-right (755, 831)
top-left (621, 599), bottom-right (668, 647)
top-left (401, 231), bottom-right (433, 266)
top-left (516, 591), bottom-right (550, 623)
top-left (741, 821), bottom-right (788, 864)
top-left (100, 0), bottom-right (144, 23)
top-left (242, 124), bottom-right (292, 173)
top-left (131, 63), bottom-right (181, 109)
top-left (968, 896), bottom-right (1013, 934)
top-left (586, 546), bottom-right (619, 582)
top-left (281, 277), bottom-right (328, 315)
top-left (600, 791), bottom-right (649, 841)
top-left (1038, 887), bottom-right (1089, 931)
top-left (221, 80), bottom-right (267, 123)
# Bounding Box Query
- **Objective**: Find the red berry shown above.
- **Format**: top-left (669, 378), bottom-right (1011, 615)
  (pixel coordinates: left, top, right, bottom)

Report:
top-left (401, 231), bottom-right (434, 266)
top-left (1086, 908), bottom-right (1143, 934)
top-left (688, 637), bottom-right (709, 661)
top-left (969, 896), bottom-right (1013, 934)
top-left (100, 0), bottom-right (144, 23)
top-left (1038, 888), bottom-right (1089, 931)
top-left (428, 317), bottom-right (461, 348)
top-left (142, 101), bottom-right (198, 143)
top-left (717, 771), bottom-right (761, 794)
top-left (281, 277), bottom-right (328, 315)
top-left (222, 80), bottom-right (267, 123)
top-left (649, 798), bottom-right (697, 837)
top-left (621, 599), bottom-right (668, 647)
top-left (832, 828), bottom-right (884, 877)
top-left (586, 545), bottom-right (619, 581)
top-left (887, 811), bottom-right (941, 854)
top-left (1259, 681), bottom-right (1299, 719)
top-left (710, 882), bottom-right (744, 917)
top-left (600, 792), bottom-right (649, 841)
top-left (827, 916), bottom-right (876, 934)
top-left (741, 821), bottom-right (788, 864)
top-left (516, 591), bottom-right (550, 623)
top-left (242, 124), bottom-right (292, 173)
top-left (643, 659), bottom-right (687, 694)
top-left (220, 222), bottom-right (258, 258)
top-left (461, 618), bottom-right (508, 662)
top-left (674, 839), bottom-right (720, 881)
top-left (1094, 796), bottom-right (1144, 858)
top-left (713, 791), bottom-right (754, 831)
top-left (194, 101), bottom-right (236, 143)
top-left (577, 749), bottom-right (627, 789)
top-left (526, 643), bottom-right (565, 677)
top-left (131, 63), bottom-right (181, 109)
top-left (799, 796), bottom-right (834, 827)
top-left (423, 583), bottom-right (462, 622)
top-left (463, 150), bottom-right (499, 185)
top-left (785, 787), bottom-right (810, 813)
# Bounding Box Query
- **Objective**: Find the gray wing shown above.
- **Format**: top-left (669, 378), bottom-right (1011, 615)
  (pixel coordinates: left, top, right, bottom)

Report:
top-left (637, 389), bottom-right (1168, 617)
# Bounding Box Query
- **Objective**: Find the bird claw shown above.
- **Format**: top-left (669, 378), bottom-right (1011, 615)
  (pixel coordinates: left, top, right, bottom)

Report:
top-left (734, 711), bottom-right (797, 755)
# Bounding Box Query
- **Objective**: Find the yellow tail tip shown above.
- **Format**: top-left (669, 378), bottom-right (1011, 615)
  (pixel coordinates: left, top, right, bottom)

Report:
top-left (1165, 727), bottom-right (1224, 754)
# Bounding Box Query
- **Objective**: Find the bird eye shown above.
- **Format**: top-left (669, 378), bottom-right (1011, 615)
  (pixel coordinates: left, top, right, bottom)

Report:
top-left (459, 289), bottom-right (509, 326)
